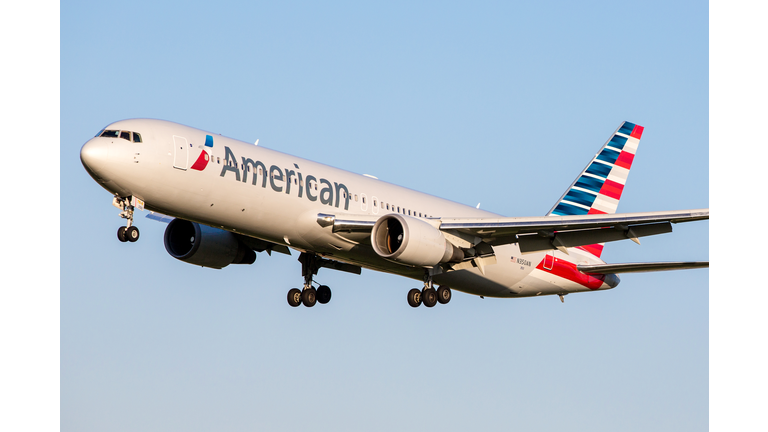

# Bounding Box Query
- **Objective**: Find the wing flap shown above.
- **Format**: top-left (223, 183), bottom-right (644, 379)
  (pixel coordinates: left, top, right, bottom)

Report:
top-left (577, 261), bottom-right (709, 274)
top-left (516, 222), bottom-right (673, 254)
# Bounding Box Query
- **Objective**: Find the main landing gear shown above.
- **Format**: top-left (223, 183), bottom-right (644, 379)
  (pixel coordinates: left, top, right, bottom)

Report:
top-left (407, 272), bottom-right (451, 308)
top-left (287, 252), bottom-right (333, 308)
top-left (114, 196), bottom-right (139, 243)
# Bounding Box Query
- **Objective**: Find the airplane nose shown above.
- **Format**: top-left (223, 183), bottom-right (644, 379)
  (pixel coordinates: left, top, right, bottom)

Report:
top-left (80, 138), bottom-right (110, 177)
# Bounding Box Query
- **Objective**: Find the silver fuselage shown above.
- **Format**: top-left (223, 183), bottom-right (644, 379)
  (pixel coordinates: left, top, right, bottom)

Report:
top-left (81, 118), bottom-right (614, 298)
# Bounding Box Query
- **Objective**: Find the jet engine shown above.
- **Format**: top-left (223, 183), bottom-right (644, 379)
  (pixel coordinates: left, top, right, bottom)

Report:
top-left (163, 219), bottom-right (256, 269)
top-left (371, 214), bottom-right (464, 267)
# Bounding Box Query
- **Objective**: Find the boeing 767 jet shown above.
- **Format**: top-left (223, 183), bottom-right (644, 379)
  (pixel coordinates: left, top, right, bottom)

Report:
top-left (80, 120), bottom-right (708, 308)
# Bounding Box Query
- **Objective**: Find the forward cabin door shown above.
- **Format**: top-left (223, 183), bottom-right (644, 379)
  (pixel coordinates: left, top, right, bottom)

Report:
top-left (173, 135), bottom-right (189, 170)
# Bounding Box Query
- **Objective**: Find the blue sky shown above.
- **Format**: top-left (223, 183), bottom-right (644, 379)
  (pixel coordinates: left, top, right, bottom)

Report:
top-left (60, 2), bottom-right (709, 431)
top-left (6, 0), bottom-right (742, 430)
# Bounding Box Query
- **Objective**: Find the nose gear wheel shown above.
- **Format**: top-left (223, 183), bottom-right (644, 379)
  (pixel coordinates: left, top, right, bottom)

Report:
top-left (114, 196), bottom-right (140, 243)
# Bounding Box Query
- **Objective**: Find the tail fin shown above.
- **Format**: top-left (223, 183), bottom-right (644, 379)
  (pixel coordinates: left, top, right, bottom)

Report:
top-left (547, 121), bottom-right (644, 257)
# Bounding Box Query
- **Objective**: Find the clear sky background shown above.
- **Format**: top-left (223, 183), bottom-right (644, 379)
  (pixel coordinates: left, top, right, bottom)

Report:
top-left (5, 0), bottom-right (739, 430)
top-left (56, 1), bottom-right (712, 431)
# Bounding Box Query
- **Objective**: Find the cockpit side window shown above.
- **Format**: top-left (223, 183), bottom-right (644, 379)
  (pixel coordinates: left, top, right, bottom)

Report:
top-left (132, 132), bottom-right (142, 143)
top-left (100, 130), bottom-right (119, 138)
top-left (95, 128), bottom-right (106, 137)
top-left (120, 131), bottom-right (131, 141)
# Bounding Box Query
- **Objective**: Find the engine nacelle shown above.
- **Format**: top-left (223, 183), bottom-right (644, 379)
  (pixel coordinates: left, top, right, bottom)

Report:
top-left (371, 214), bottom-right (464, 267)
top-left (163, 219), bottom-right (256, 269)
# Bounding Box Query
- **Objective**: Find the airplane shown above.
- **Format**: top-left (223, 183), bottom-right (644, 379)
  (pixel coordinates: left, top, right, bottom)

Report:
top-left (80, 119), bottom-right (708, 308)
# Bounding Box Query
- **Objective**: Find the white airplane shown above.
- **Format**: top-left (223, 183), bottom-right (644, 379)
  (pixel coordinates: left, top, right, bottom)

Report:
top-left (80, 119), bottom-right (708, 308)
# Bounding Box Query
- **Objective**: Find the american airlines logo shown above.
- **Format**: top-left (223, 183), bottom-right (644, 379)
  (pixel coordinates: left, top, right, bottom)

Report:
top-left (218, 145), bottom-right (351, 210)
top-left (189, 134), bottom-right (215, 171)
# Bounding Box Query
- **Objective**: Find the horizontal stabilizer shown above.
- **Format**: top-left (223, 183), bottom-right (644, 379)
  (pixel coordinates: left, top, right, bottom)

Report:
top-left (577, 261), bottom-right (709, 274)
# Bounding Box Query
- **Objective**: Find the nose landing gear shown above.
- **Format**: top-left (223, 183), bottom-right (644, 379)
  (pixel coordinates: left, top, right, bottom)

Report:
top-left (114, 196), bottom-right (140, 243)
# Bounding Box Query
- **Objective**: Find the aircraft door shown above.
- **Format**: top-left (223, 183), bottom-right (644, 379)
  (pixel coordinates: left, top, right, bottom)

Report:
top-left (173, 135), bottom-right (188, 170)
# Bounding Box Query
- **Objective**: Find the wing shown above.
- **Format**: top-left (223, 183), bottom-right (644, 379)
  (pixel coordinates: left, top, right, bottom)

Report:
top-left (318, 208), bottom-right (709, 254)
top-left (438, 208), bottom-right (709, 253)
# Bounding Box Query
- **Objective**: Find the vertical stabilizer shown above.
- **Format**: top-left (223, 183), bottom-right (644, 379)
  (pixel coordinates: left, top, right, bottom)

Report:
top-left (547, 121), bottom-right (644, 256)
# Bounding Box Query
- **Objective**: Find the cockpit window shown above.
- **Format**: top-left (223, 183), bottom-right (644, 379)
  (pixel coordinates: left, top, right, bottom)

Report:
top-left (95, 128), bottom-right (106, 137)
top-left (100, 130), bottom-right (119, 138)
top-left (120, 131), bottom-right (131, 141)
top-left (132, 132), bottom-right (142, 143)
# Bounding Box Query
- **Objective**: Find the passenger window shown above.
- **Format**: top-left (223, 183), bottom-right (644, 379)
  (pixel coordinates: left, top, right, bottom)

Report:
top-left (120, 131), bottom-right (131, 141)
top-left (132, 132), bottom-right (142, 143)
top-left (100, 130), bottom-right (119, 138)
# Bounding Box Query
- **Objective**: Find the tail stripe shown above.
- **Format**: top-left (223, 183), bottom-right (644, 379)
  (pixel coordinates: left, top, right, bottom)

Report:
top-left (617, 122), bottom-right (636, 135)
top-left (574, 176), bottom-right (604, 193)
top-left (609, 134), bottom-right (628, 150)
top-left (597, 147), bottom-right (621, 164)
top-left (564, 189), bottom-right (598, 206)
top-left (585, 162), bottom-right (612, 178)
top-left (547, 121), bottom-right (644, 257)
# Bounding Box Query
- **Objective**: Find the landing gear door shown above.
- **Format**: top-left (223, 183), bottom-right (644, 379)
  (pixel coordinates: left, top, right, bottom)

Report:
top-left (173, 135), bottom-right (188, 170)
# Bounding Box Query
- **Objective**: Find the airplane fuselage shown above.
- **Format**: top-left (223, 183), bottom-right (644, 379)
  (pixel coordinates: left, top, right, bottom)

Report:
top-left (81, 118), bottom-right (617, 300)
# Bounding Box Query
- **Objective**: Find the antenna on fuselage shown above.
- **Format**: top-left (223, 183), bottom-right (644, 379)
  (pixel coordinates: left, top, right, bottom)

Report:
top-left (254, 139), bottom-right (259, 146)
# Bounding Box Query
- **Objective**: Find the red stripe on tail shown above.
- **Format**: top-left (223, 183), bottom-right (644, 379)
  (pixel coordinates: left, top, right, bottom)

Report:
top-left (614, 151), bottom-right (635, 169)
top-left (599, 179), bottom-right (625, 200)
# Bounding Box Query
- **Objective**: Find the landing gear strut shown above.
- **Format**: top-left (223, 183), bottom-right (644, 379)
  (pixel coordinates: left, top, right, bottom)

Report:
top-left (407, 270), bottom-right (451, 308)
top-left (287, 252), bottom-right (333, 308)
top-left (114, 196), bottom-right (139, 242)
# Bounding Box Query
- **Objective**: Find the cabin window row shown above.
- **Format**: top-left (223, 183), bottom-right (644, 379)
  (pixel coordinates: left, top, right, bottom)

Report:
top-left (212, 157), bottom-right (433, 217)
